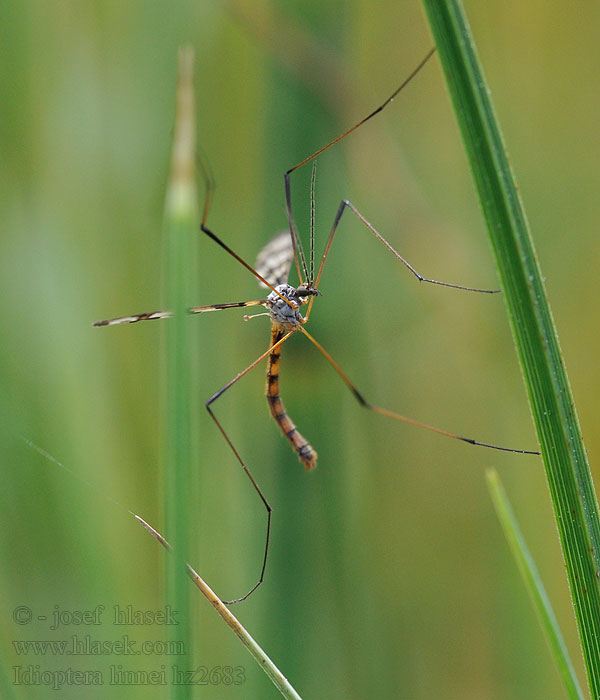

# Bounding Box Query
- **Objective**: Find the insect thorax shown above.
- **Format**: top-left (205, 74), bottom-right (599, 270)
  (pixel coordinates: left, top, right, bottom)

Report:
top-left (266, 284), bottom-right (307, 328)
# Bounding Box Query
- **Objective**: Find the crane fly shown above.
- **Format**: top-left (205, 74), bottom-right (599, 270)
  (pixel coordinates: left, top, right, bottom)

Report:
top-left (94, 48), bottom-right (540, 603)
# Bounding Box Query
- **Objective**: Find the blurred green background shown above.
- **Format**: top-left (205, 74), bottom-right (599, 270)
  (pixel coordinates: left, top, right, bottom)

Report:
top-left (2, 1), bottom-right (599, 698)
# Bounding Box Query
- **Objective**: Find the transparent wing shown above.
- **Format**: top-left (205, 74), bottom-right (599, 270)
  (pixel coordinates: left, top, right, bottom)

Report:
top-left (254, 231), bottom-right (294, 289)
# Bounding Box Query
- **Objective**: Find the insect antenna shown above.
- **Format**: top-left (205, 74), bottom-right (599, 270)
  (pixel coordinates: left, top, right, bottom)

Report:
top-left (309, 160), bottom-right (317, 285)
top-left (290, 205), bottom-right (310, 286)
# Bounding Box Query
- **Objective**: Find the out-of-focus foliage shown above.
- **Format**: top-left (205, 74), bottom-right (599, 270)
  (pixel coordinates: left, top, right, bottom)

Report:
top-left (1, 1), bottom-right (598, 698)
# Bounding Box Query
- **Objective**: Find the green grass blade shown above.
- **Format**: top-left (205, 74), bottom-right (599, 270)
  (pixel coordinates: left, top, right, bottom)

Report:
top-left (487, 470), bottom-right (585, 700)
top-left (420, 0), bottom-right (600, 694)
top-left (161, 48), bottom-right (304, 700)
top-left (135, 515), bottom-right (305, 700)
top-left (164, 47), bottom-right (198, 700)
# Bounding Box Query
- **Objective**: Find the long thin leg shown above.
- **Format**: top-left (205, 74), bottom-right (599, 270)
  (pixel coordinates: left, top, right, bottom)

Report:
top-left (304, 199), bottom-right (498, 323)
top-left (287, 49), bottom-right (436, 179)
top-left (197, 153), bottom-right (297, 309)
top-left (200, 222), bottom-right (296, 307)
top-left (206, 330), bottom-right (295, 604)
top-left (297, 326), bottom-right (540, 455)
top-left (93, 300), bottom-right (268, 327)
top-left (284, 49), bottom-right (437, 285)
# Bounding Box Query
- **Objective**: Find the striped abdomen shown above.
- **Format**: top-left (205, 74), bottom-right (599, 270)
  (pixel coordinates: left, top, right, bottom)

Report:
top-left (266, 325), bottom-right (317, 470)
